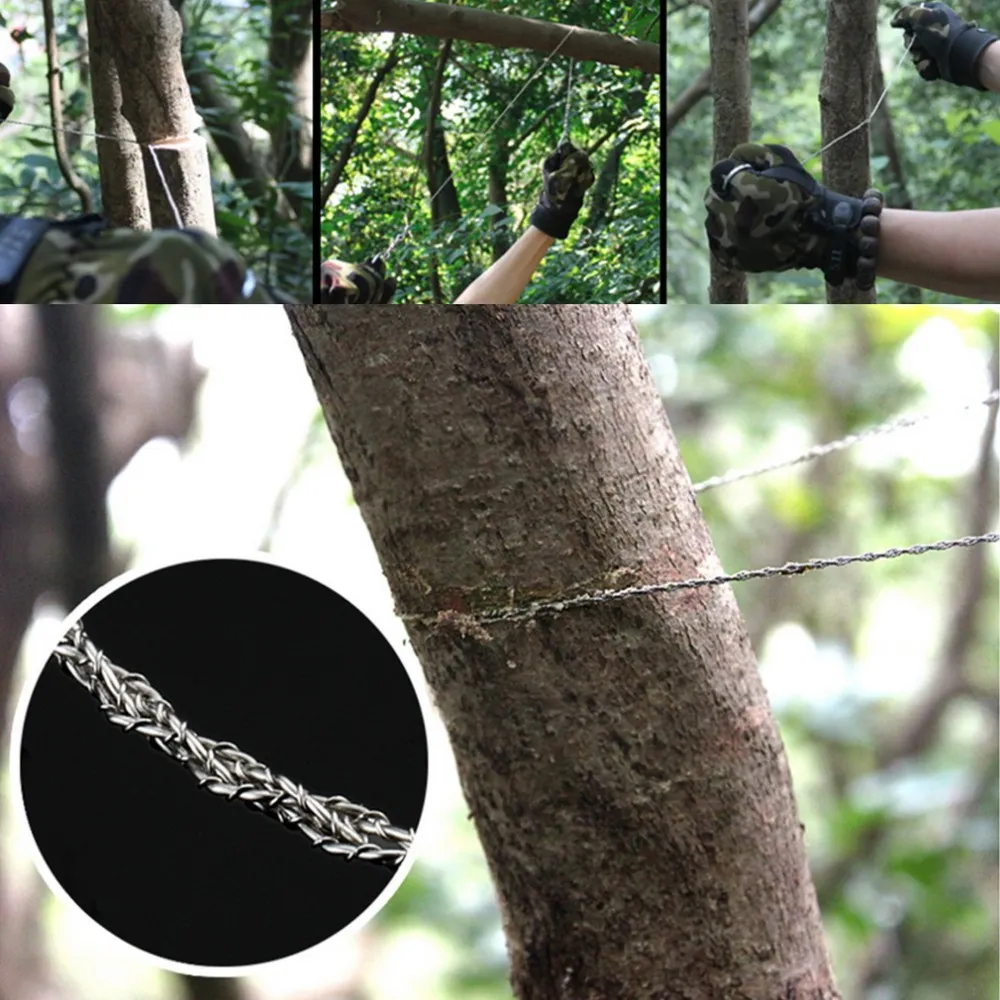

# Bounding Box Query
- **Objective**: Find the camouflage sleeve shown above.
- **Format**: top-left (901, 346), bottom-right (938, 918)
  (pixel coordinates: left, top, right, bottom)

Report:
top-left (15, 224), bottom-right (279, 303)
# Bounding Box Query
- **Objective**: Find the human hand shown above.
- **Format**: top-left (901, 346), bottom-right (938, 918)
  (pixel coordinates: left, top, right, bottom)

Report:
top-left (704, 143), bottom-right (878, 288)
top-left (891, 2), bottom-right (998, 90)
top-left (529, 141), bottom-right (595, 240)
top-left (320, 256), bottom-right (396, 304)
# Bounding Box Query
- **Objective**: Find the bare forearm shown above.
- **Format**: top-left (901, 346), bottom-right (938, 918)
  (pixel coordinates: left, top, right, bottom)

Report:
top-left (979, 40), bottom-right (1000, 92)
top-left (877, 207), bottom-right (1000, 300)
top-left (454, 226), bottom-right (554, 304)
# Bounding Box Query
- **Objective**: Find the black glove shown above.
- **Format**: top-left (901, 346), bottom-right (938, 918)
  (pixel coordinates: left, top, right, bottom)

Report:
top-left (529, 141), bottom-right (595, 240)
top-left (0, 62), bottom-right (15, 123)
top-left (704, 143), bottom-right (880, 288)
top-left (891, 2), bottom-right (998, 91)
top-left (320, 256), bottom-right (396, 304)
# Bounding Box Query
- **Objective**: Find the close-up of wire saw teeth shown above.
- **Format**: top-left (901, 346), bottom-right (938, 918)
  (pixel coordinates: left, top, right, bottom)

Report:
top-left (52, 621), bottom-right (414, 868)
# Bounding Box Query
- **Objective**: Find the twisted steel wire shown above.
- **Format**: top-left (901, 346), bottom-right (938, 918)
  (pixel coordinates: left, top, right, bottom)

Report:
top-left (52, 621), bottom-right (414, 868)
top-left (403, 533), bottom-right (1000, 628)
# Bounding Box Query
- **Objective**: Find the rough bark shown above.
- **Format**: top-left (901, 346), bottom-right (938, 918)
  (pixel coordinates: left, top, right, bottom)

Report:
top-left (284, 304), bottom-right (838, 999)
top-left (819, 0), bottom-right (877, 304)
top-left (708, 0), bottom-right (749, 303)
top-left (84, 0), bottom-right (150, 228)
top-left (92, 0), bottom-right (216, 231)
top-left (323, 0), bottom-right (661, 74)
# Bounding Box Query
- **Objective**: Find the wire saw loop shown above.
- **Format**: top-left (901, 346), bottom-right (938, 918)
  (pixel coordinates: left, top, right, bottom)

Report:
top-left (52, 621), bottom-right (414, 868)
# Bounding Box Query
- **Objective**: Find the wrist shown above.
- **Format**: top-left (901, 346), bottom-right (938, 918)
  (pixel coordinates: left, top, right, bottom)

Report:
top-left (802, 187), bottom-right (883, 289)
top-left (978, 39), bottom-right (1000, 92)
top-left (530, 204), bottom-right (574, 240)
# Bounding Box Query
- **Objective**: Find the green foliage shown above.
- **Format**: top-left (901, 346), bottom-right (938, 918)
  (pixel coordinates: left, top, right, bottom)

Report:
top-left (0, 0), bottom-right (309, 301)
top-left (644, 305), bottom-right (998, 998)
top-left (667, 0), bottom-right (997, 304)
top-left (322, 0), bottom-right (660, 303)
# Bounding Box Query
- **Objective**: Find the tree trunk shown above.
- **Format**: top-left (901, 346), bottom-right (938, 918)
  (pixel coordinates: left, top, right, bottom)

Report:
top-left (84, 0), bottom-right (150, 228)
top-left (267, 0), bottom-right (313, 222)
top-left (285, 304), bottom-right (838, 999)
top-left (92, 0), bottom-right (216, 231)
top-left (708, 0), bottom-right (750, 304)
top-left (819, 0), bottom-right (877, 304)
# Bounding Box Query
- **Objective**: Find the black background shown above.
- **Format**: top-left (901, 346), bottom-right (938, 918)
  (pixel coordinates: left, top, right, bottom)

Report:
top-left (20, 558), bottom-right (428, 968)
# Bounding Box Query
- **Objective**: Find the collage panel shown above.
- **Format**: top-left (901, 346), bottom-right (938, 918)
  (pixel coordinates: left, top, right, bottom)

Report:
top-left (1, 303), bottom-right (997, 1000)
top-left (667, 0), bottom-right (999, 304)
top-left (0, 1), bottom-right (311, 304)
top-left (320, 1), bottom-right (662, 304)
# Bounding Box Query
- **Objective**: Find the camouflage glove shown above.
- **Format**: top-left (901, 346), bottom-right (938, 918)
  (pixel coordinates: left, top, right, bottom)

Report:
top-left (704, 143), bottom-right (866, 286)
top-left (4, 217), bottom-right (280, 302)
top-left (0, 61), bottom-right (14, 123)
top-left (320, 256), bottom-right (396, 304)
top-left (891, 2), bottom-right (998, 90)
top-left (529, 141), bottom-right (595, 240)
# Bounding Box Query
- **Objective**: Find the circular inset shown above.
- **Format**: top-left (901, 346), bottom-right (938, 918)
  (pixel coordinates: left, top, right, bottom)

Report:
top-left (13, 557), bottom-right (429, 972)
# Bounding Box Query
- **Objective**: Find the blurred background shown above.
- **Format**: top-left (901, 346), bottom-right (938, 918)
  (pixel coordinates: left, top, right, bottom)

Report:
top-left (0, 304), bottom-right (996, 999)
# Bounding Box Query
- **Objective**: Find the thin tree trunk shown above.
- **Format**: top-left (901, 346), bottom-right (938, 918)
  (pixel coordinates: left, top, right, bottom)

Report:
top-left (285, 305), bottom-right (838, 999)
top-left (819, 0), bottom-right (877, 304)
top-left (84, 0), bottom-right (150, 228)
top-left (93, 0), bottom-right (216, 231)
top-left (708, 0), bottom-right (749, 303)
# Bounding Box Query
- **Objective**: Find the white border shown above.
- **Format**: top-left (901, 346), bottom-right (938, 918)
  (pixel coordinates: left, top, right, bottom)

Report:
top-left (8, 550), bottom-right (435, 978)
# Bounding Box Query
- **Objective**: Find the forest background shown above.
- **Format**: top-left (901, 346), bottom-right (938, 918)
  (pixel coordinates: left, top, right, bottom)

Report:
top-left (321, 0), bottom-right (661, 304)
top-left (0, 0), bottom-right (311, 302)
top-left (0, 305), bottom-right (995, 1000)
top-left (667, 0), bottom-right (998, 304)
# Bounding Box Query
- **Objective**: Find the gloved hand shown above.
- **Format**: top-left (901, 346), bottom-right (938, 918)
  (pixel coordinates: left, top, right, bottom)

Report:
top-left (704, 143), bottom-right (879, 288)
top-left (0, 62), bottom-right (15, 123)
top-left (320, 256), bottom-right (396, 304)
top-left (529, 141), bottom-right (595, 240)
top-left (891, 2), bottom-right (998, 91)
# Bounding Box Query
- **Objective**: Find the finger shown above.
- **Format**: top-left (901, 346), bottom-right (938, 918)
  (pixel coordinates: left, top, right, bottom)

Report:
top-left (321, 259), bottom-right (358, 299)
top-left (709, 157), bottom-right (743, 195)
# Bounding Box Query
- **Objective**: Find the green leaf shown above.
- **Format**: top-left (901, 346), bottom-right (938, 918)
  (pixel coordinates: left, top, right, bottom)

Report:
top-left (980, 120), bottom-right (1000, 146)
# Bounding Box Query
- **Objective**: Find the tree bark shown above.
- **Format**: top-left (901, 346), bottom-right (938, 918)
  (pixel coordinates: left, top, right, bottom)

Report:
top-left (84, 0), bottom-right (150, 228)
top-left (93, 0), bottom-right (216, 231)
top-left (708, 0), bottom-right (750, 303)
top-left (323, 0), bottom-right (661, 74)
top-left (284, 304), bottom-right (838, 999)
top-left (819, 0), bottom-right (877, 304)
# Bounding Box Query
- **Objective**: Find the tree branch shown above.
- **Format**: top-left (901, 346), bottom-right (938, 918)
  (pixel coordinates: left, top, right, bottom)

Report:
top-left (323, 0), bottom-right (660, 74)
top-left (321, 44), bottom-right (399, 208)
